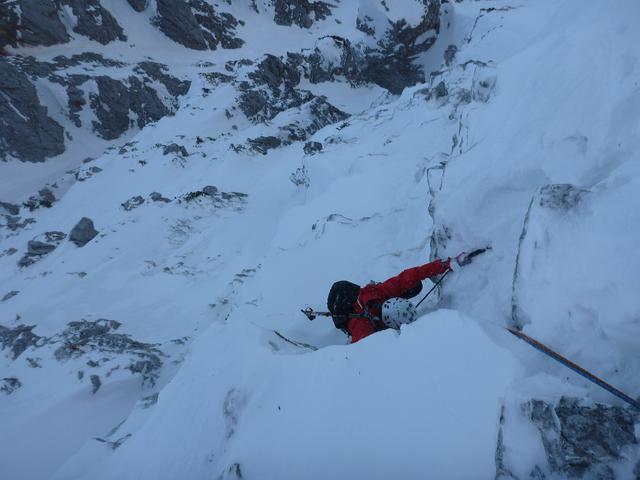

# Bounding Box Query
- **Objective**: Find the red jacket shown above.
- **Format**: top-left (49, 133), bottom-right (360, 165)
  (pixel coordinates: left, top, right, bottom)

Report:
top-left (348, 259), bottom-right (450, 343)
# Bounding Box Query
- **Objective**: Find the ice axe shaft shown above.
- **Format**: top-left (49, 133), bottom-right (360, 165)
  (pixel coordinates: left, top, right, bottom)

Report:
top-left (301, 308), bottom-right (370, 322)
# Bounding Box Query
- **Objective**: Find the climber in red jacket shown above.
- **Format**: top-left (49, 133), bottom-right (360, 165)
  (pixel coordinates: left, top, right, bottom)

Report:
top-left (327, 253), bottom-right (473, 343)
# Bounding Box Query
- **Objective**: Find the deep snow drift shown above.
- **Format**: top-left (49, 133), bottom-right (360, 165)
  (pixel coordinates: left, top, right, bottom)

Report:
top-left (2, 1), bottom-right (640, 479)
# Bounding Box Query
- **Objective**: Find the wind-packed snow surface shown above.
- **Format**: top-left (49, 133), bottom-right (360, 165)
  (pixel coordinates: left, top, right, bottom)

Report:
top-left (2, 1), bottom-right (640, 479)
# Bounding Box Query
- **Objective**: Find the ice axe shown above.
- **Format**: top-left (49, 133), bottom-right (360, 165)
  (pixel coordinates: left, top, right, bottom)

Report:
top-left (301, 307), bottom-right (370, 322)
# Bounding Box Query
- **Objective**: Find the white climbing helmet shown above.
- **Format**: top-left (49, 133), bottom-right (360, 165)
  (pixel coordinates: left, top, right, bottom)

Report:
top-left (381, 298), bottom-right (417, 329)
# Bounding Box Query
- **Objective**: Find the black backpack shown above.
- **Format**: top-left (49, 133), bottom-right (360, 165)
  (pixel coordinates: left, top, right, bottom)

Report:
top-left (327, 281), bottom-right (360, 333)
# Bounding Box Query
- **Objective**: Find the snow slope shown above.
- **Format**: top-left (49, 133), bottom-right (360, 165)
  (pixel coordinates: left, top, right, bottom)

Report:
top-left (2, 1), bottom-right (640, 478)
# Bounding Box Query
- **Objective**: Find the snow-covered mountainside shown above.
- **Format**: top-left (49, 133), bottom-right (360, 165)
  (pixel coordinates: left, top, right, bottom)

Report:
top-left (2, 1), bottom-right (640, 478)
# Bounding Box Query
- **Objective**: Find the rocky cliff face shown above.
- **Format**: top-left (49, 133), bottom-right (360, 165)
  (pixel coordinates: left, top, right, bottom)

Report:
top-left (0, 0), bottom-right (441, 164)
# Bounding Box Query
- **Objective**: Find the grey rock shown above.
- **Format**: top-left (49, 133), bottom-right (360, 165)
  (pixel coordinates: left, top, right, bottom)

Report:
top-left (216, 463), bottom-right (243, 480)
top-left (63, 0), bottom-right (126, 45)
top-left (181, 186), bottom-right (248, 210)
top-left (304, 141), bottom-right (323, 155)
top-left (87, 67), bottom-right (186, 140)
top-left (523, 397), bottom-right (637, 477)
top-left (237, 54), bottom-right (312, 122)
top-left (89, 76), bottom-right (131, 140)
top-left (127, 0), bottom-right (147, 12)
top-left (26, 357), bottom-right (41, 368)
top-left (1, 291), bottom-right (19, 302)
top-left (237, 90), bottom-right (269, 120)
top-left (247, 136), bottom-right (282, 155)
top-left (444, 44), bottom-right (458, 66)
top-left (356, 14), bottom-right (376, 37)
top-left (433, 81), bottom-right (448, 99)
top-left (273, 0), bottom-right (333, 28)
top-left (122, 196), bottom-right (145, 211)
top-left (23, 187), bottom-right (56, 211)
top-left (0, 59), bottom-right (65, 162)
top-left (538, 184), bottom-right (587, 210)
top-left (3, 215), bottom-right (36, 232)
top-left (202, 71), bottom-right (234, 86)
top-left (127, 75), bottom-right (171, 128)
top-left (17, 255), bottom-right (37, 268)
top-left (90, 374), bottom-right (101, 394)
top-left (27, 240), bottom-right (57, 256)
top-left (190, 0), bottom-right (243, 50)
top-left (44, 231), bottom-right (66, 243)
top-left (246, 96), bottom-right (348, 153)
top-left (135, 61), bottom-right (191, 97)
top-left (155, 0), bottom-right (205, 49)
top-left (0, 324), bottom-right (43, 359)
top-left (289, 165), bottom-right (310, 188)
top-left (1, 248), bottom-right (18, 257)
top-left (52, 52), bottom-right (126, 69)
top-left (248, 54), bottom-right (300, 94)
top-left (149, 192), bottom-right (171, 203)
top-left (0, 2), bottom-right (19, 49)
top-left (1, 377), bottom-right (22, 395)
top-left (15, 0), bottom-right (70, 47)
top-left (69, 217), bottom-right (98, 247)
top-left (307, 1), bottom-right (441, 94)
top-left (140, 392), bottom-right (159, 408)
top-left (0, 201), bottom-right (20, 215)
top-left (163, 143), bottom-right (189, 156)
top-left (307, 36), bottom-right (360, 85)
top-left (66, 82), bottom-right (87, 127)
top-left (53, 319), bottom-right (165, 386)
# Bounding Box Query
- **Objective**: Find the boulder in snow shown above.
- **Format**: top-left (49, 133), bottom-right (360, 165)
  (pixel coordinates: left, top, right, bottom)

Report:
top-left (69, 217), bottom-right (99, 247)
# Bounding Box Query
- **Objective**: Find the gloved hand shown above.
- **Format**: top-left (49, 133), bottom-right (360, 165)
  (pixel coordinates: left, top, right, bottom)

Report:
top-left (454, 252), bottom-right (472, 267)
top-left (445, 252), bottom-right (471, 271)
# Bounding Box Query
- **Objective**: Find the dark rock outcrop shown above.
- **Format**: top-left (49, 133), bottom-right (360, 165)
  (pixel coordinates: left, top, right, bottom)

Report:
top-left (0, 201), bottom-right (20, 215)
top-left (89, 74), bottom-right (172, 140)
top-left (69, 217), bottom-right (98, 247)
top-left (17, 231), bottom-right (66, 267)
top-left (163, 143), bottom-right (189, 157)
top-left (1, 377), bottom-right (22, 394)
top-left (154, 0), bottom-right (243, 50)
top-left (245, 96), bottom-right (348, 154)
top-left (523, 397), bottom-right (637, 478)
top-left (308, 1), bottom-right (441, 94)
top-left (180, 186), bottom-right (248, 211)
top-left (150, 192), bottom-right (171, 203)
top-left (273, 0), bottom-right (333, 28)
top-left (155, 0), bottom-right (207, 50)
top-left (122, 196), bottom-right (145, 211)
top-left (238, 54), bottom-right (312, 122)
top-left (304, 141), bottom-right (323, 155)
top-left (23, 188), bottom-right (56, 211)
top-left (53, 319), bottom-right (165, 386)
top-left (247, 136), bottom-right (282, 155)
top-left (0, 60), bottom-right (65, 162)
top-left (135, 61), bottom-right (191, 97)
top-left (0, 324), bottom-right (44, 360)
top-left (1, 0), bottom-right (126, 47)
top-left (5, 0), bottom-right (70, 47)
top-left (127, 0), bottom-right (147, 11)
top-left (1, 291), bottom-right (19, 302)
top-left (63, 0), bottom-right (126, 45)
